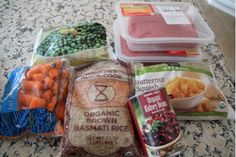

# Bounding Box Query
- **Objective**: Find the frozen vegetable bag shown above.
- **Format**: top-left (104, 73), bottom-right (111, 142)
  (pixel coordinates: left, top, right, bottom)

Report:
top-left (0, 60), bottom-right (69, 139)
top-left (31, 22), bottom-right (110, 66)
top-left (60, 61), bottom-right (141, 157)
top-left (133, 63), bottom-right (229, 120)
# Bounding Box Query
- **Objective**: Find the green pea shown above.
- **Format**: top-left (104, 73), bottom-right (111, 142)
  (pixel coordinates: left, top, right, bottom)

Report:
top-left (61, 51), bottom-right (66, 55)
top-left (69, 50), bottom-right (74, 54)
top-left (101, 41), bottom-right (106, 46)
top-left (59, 52), bottom-right (63, 56)
top-left (38, 23), bottom-right (107, 57)
top-left (73, 49), bottom-right (78, 53)
top-left (71, 43), bottom-right (76, 47)
top-left (47, 50), bottom-right (53, 56)
top-left (92, 34), bottom-right (97, 39)
top-left (63, 49), bottom-right (68, 53)
top-left (95, 43), bottom-right (101, 47)
top-left (72, 39), bottom-right (77, 43)
top-left (59, 39), bottom-right (63, 44)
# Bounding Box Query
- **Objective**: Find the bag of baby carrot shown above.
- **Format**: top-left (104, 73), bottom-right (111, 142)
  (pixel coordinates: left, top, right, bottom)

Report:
top-left (0, 60), bottom-right (70, 139)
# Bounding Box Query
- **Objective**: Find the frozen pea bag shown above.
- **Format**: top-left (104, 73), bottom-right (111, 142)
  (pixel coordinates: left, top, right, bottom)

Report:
top-left (31, 22), bottom-right (110, 66)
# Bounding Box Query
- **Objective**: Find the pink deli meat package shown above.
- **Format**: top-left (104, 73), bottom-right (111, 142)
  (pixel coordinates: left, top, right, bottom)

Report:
top-left (115, 2), bottom-right (214, 51)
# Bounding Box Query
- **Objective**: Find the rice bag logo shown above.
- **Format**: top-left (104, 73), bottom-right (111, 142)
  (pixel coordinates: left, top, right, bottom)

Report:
top-left (138, 89), bottom-right (170, 117)
top-left (88, 84), bottom-right (116, 104)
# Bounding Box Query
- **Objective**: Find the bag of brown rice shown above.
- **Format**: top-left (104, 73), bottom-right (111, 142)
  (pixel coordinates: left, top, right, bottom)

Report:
top-left (60, 61), bottom-right (141, 157)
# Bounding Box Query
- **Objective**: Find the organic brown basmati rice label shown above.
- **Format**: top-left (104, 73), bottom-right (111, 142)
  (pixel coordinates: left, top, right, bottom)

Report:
top-left (61, 61), bottom-right (140, 157)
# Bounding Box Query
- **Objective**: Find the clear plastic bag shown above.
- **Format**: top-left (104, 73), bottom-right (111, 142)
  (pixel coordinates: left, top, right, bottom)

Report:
top-left (31, 22), bottom-right (110, 66)
top-left (0, 60), bottom-right (69, 139)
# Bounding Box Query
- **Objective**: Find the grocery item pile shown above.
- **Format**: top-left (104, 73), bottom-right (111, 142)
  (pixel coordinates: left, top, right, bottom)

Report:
top-left (0, 1), bottom-right (233, 157)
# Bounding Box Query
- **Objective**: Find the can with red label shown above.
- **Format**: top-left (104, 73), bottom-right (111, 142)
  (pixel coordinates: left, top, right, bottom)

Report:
top-left (128, 88), bottom-right (184, 157)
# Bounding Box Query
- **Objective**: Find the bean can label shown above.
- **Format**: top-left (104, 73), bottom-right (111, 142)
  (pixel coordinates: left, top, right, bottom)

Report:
top-left (128, 88), bottom-right (183, 157)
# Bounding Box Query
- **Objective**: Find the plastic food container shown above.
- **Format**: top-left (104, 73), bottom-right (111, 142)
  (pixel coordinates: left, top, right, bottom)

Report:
top-left (113, 20), bottom-right (202, 62)
top-left (115, 2), bottom-right (215, 51)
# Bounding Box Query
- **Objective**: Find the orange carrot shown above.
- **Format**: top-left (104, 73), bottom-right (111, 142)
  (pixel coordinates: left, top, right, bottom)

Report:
top-left (25, 65), bottom-right (42, 79)
top-left (54, 61), bottom-right (62, 70)
top-left (42, 90), bottom-right (52, 101)
top-left (28, 97), bottom-right (46, 109)
top-left (51, 96), bottom-right (57, 105)
top-left (47, 103), bottom-right (55, 112)
top-left (60, 88), bottom-right (68, 100)
top-left (52, 83), bottom-right (59, 95)
top-left (61, 79), bottom-right (68, 91)
top-left (18, 91), bottom-right (32, 107)
top-left (18, 92), bottom-right (25, 105)
top-left (47, 96), bottom-right (57, 111)
top-left (33, 90), bottom-right (43, 98)
top-left (40, 63), bottom-right (52, 74)
top-left (56, 104), bottom-right (65, 122)
top-left (43, 77), bottom-right (54, 90)
top-left (25, 70), bottom-right (32, 80)
top-left (21, 80), bottom-right (43, 92)
top-left (54, 123), bottom-right (64, 135)
top-left (62, 69), bottom-right (69, 79)
top-left (59, 90), bottom-right (66, 100)
top-left (22, 94), bottom-right (34, 107)
top-left (49, 69), bottom-right (59, 80)
top-left (32, 73), bottom-right (46, 82)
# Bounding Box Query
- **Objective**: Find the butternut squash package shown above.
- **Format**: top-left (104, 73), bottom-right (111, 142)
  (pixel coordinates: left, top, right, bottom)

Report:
top-left (60, 61), bottom-right (141, 157)
top-left (133, 63), bottom-right (229, 120)
top-left (0, 60), bottom-right (69, 139)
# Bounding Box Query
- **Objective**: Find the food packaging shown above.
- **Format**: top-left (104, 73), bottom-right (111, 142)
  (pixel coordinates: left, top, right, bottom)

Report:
top-left (128, 88), bottom-right (184, 157)
top-left (113, 19), bottom-right (202, 62)
top-left (60, 61), bottom-right (141, 157)
top-left (115, 2), bottom-right (214, 51)
top-left (133, 63), bottom-right (229, 120)
top-left (0, 60), bottom-right (69, 139)
top-left (31, 22), bottom-right (110, 66)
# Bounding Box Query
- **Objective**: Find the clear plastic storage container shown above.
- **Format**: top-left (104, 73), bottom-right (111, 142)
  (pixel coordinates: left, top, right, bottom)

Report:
top-left (115, 2), bottom-right (214, 51)
top-left (114, 20), bottom-right (202, 62)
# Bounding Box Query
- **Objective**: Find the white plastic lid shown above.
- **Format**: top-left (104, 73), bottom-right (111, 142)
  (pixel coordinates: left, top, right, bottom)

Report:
top-left (113, 20), bottom-right (202, 62)
top-left (115, 1), bottom-right (215, 44)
